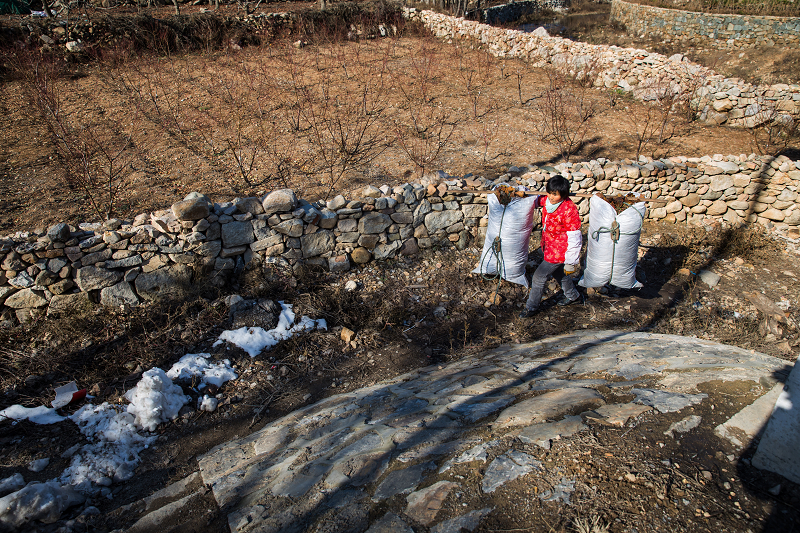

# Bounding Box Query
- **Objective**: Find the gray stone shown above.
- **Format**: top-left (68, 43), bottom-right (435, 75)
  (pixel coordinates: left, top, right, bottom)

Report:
top-left (8, 272), bottom-right (34, 289)
top-left (583, 403), bottom-right (651, 427)
top-left (430, 507), bottom-right (493, 533)
top-left (328, 255), bottom-right (350, 272)
top-left (373, 240), bottom-right (402, 260)
top-left (275, 219), bottom-right (304, 237)
top-left (100, 281), bottom-right (140, 308)
top-left (631, 388), bottom-right (707, 413)
top-left (539, 477), bottom-right (575, 504)
top-left (482, 450), bottom-right (542, 493)
top-left (716, 384), bottom-right (783, 449)
top-left (46, 292), bottom-right (93, 317)
top-left (327, 195), bottom-right (347, 211)
top-left (405, 481), bottom-right (458, 526)
top-left (518, 415), bottom-right (586, 448)
top-left (451, 396), bottom-right (515, 423)
top-left (698, 270), bottom-right (721, 287)
top-left (105, 256), bottom-right (144, 270)
top-left (0, 286), bottom-right (17, 306)
top-left (234, 197), bottom-right (264, 215)
top-left (425, 210), bottom-right (463, 233)
top-left (47, 223), bottom-right (71, 243)
top-left (301, 230), bottom-right (335, 258)
top-left (222, 221), bottom-right (254, 248)
top-left (230, 298), bottom-right (280, 330)
top-left (134, 265), bottom-right (192, 302)
top-left (172, 196), bottom-right (210, 221)
top-left (75, 266), bottom-right (123, 292)
top-left (5, 289), bottom-right (47, 308)
top-left (372, 462), bottom-right (435, 501)
top-left (494, 387), bottom-right (605, 428)
top-left (250, 235), bottom-right (283, 253)
top-left (81, 248), bottom-right (112, 266)
top-left (365, 513), bottom-right (413, 533)
top-left (664, 415), bottom-right (702, 438)
top-left (359, 213), bottom-right (392, 234)
top-left (195, 240), bottom-right (222, 258)
top-left (262, 189), bottom-right (297, 215)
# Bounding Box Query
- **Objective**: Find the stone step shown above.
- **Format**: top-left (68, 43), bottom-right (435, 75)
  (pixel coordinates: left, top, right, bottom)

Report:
top-left (108, 472), bottom-right (218, 533)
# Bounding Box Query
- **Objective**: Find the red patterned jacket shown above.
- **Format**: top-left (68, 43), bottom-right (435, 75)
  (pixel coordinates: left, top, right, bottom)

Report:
top-left (536, 196), bottom-right (582, 265)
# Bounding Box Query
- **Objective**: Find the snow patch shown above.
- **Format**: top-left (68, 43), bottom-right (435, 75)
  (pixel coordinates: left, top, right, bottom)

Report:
top-left (124, 368), bottom-right (189, 432)
top-left (0, 405), bottom-right (65, 425)
top-left (215, 302), bottom-right (327, 357)
top-left (167, 353), bottom-right (237, 389)
top-left (775, 390), bottom-right (793, 411)
top-left (61, 403), bottom-right (156, 492)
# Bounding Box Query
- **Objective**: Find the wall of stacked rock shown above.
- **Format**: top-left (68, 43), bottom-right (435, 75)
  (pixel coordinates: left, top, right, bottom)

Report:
top-left (0, 153), bottom-right (798, 325)
top-left (404, 8), bottom-right (800, 128)
top-left (610, 0), bottom-right (800, 50)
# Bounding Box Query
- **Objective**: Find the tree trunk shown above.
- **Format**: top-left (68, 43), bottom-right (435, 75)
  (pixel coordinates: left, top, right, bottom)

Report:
top-left (172, 0), bottom-right (180, 15)
top-left (318, 0), bottom-right (327, 9)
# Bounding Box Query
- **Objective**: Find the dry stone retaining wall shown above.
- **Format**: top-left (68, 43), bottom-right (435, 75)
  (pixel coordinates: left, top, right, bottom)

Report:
top-left (610, 0), bottom-right (800, 49)
top-left (0, 153), bottom-right (798, 324)
top-left (404, 8), bottom-right (800, 127)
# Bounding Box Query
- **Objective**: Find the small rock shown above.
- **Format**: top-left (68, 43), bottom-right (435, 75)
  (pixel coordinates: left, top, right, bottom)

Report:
top-left (698, 270), bottom-right (721, 288)
top-left (344, 280), bottom-right (358, 291)
top-left (28, 458), bottom-right (50, 472)
top-left (341, 327), bottom-right (355, 343)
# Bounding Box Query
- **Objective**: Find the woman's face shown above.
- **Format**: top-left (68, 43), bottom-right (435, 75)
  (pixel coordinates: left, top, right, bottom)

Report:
top-left (547, 191), bottom-right (563, 204)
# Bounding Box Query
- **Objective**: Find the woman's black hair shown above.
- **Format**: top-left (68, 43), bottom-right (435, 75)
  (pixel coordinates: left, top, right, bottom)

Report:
top-left (546, 175), bottom-right (570, 198)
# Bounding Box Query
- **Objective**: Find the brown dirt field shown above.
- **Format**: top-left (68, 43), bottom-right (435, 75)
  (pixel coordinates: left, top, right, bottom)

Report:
top-left (1, 27), bottom-right (759, 231)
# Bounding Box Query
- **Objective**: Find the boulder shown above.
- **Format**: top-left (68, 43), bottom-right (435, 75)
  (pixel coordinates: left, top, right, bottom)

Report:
top-left (230, 298), bottom-right (281, 330)
top-left (679, 193), bottom-right (700, 207)
top-left (75, 266), bottom-right (123, 292)
top-left (351, 247), bottom-right (372, 264)
top-left (47, 223), bottom-right (71, 243)
top-left (424, 210), bottom-right (463, 233)
top-left (100, 282), bottom-right (140, 308)
top-left (373, 240), bottom-right (402, 260)
top-left (4, 289), bottom-right (47, 308)
top-left (134, 265), bottom-right (192, 302)
top-left (359, 213), bottom-right (392, 234)
top-left (234, 197), bottom-right (265, 215)
top-left (222, 221), bottom-right (255, 248)
top-left (301, 230), bottom-right (335, 259)
top-left (262, 189), bottom-right (297, 215)
top-left (172, 194), bottom-right (211, 221)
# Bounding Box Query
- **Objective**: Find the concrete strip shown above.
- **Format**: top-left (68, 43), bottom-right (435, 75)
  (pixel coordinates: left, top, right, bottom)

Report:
top-left (715, 383), bottom-right (783, 449)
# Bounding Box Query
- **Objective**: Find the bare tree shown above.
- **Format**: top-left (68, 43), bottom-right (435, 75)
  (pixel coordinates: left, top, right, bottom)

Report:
top-left (532, 69), bottom-right (597, 162)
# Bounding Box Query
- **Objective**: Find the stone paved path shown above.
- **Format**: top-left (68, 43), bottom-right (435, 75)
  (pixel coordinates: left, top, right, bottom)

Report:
top-left (144, 330), bottom-right (794, 532)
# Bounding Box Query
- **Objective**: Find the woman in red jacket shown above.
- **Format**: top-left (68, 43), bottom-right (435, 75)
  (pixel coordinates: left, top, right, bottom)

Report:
top-left (520, 175), bottom-right (583, 318)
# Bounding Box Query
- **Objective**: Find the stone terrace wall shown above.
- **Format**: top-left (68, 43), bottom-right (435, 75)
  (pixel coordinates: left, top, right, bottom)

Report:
top-left (0, 153), bottom-right (798, 325)
top-left (611, 0), bottom-right (800, 49)
top-left (404, 8), bottom-right (800, 127)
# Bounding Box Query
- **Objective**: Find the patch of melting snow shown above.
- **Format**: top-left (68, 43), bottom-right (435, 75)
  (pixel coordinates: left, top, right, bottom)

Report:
top-left (214, 301), bottom-right (327, 357)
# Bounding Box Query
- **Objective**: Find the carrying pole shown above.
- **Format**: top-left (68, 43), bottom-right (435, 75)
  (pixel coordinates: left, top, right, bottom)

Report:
top-left (445, 189), bottom-right (669, 204)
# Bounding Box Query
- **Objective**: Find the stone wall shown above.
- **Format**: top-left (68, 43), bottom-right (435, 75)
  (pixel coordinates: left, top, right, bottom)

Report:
top-left (404, 8), bottom-right (800, 127)
top-left (610, 0), bottom-right (800, 49)
top-left (1, 153), bottom-right (798, 325)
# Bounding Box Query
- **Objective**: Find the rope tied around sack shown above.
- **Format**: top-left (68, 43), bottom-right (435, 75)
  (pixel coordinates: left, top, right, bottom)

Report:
top-left (479, 185), bottom-right (521, 303)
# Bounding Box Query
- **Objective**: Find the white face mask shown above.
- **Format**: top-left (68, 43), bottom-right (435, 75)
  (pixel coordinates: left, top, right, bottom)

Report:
top-left (545, 197), bottom-right (563, 214)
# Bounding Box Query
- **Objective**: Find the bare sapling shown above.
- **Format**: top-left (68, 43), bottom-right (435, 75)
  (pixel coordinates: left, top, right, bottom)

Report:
top-left (750, 106), bottom-right (800, 156)
top-left (625, 74), bottom-right (690, 159)
top-left (276, 42), bottom-right (392, 199)
top-left (20, 54), bottom-right (141, 220)
top-left (532, 69), bottom-right (597, 162)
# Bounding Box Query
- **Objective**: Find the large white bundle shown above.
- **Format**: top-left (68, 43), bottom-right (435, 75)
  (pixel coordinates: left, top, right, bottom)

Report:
top-left (472, 194), bottom-right (537, 287)
top-left (579, 195), bottom-right (645, 289)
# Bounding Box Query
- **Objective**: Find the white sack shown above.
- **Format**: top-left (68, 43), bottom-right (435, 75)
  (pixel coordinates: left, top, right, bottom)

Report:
top-left (579, 195), bottom-right (645, 289)
top-left (472, 194), bottom-right (537, 287)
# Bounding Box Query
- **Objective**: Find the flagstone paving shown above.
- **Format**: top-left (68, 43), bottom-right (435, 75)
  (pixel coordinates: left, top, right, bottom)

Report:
top-left (181, 329), bottom-right (793, 532)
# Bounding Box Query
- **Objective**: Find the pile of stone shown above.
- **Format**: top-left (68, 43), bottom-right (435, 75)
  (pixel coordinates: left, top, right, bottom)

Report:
top-left (0, 153), bottom-right (797, 325)
top-left (405, 8), bottom-right (800, 128)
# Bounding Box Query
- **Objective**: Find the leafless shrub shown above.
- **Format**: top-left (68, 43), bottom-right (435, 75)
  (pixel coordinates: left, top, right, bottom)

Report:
top-left (625, 74), bottom-right (691, 159)
top-left (750, 107), bottom-right (800, 156)
top-left (18, 52), bottom-right (142, 220)
top-left (532, 69), bottom-right (597, 162)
